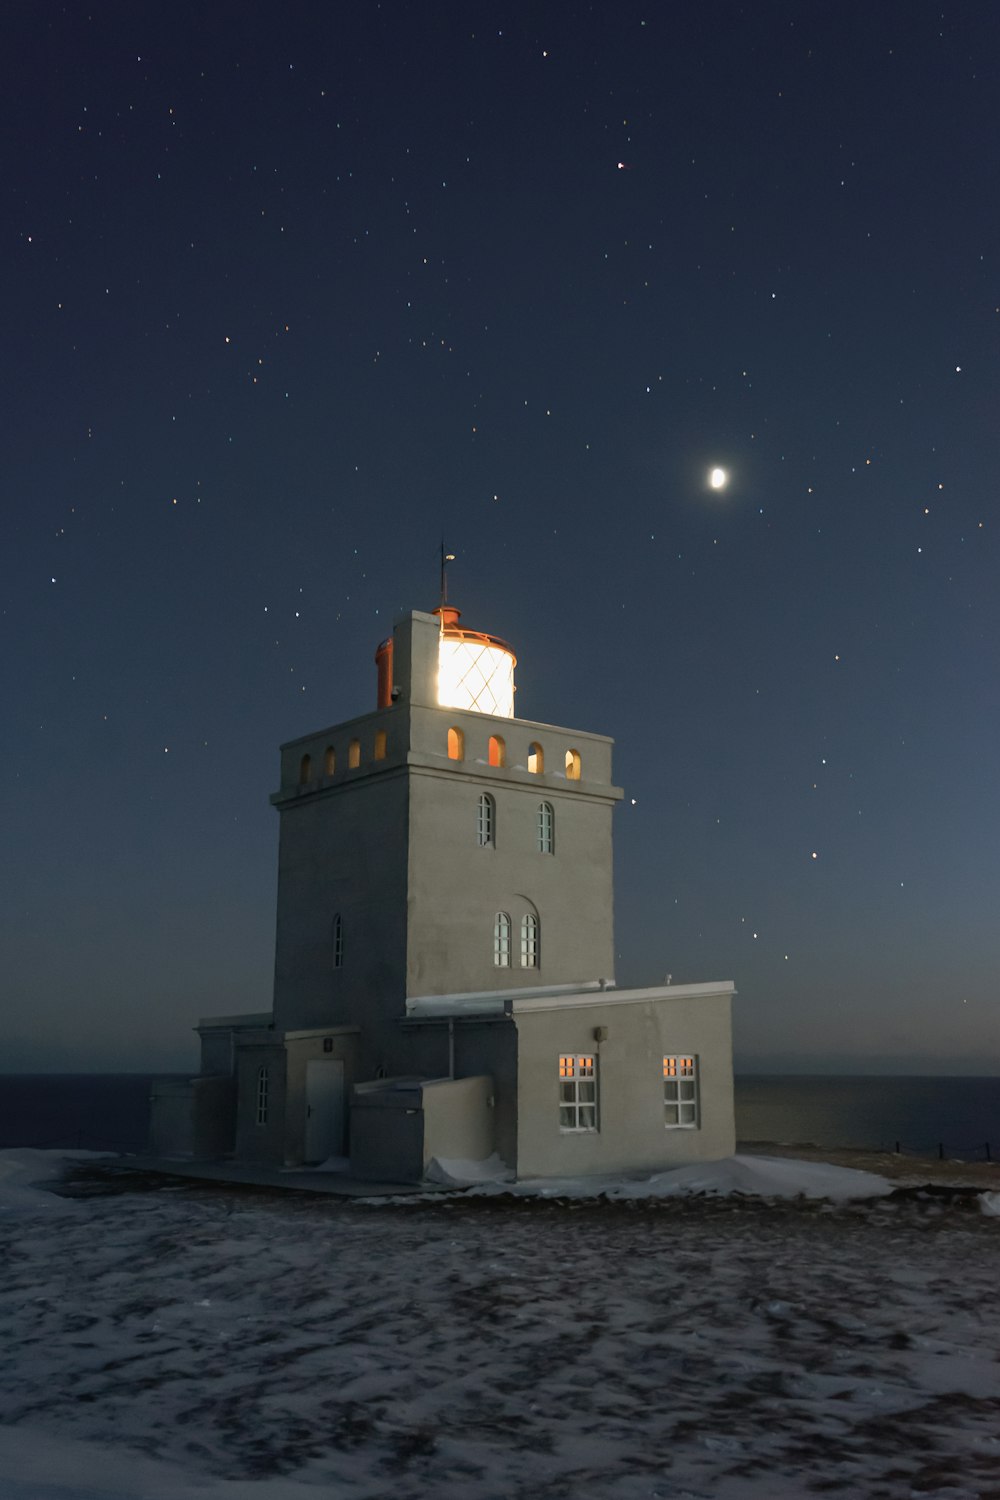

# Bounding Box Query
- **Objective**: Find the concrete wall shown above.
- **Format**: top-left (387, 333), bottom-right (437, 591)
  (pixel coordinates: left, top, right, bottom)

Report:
top-left (405, 717), bottom-right (619, 996)
top-left (192, 1076), bottom-right (237, 1157)
top-left (421, 1075), bottom-right (495, 1169)
top-left (148, 1078), bottom-right (195, 1156)
top-left (452, 1021), bottom-right (519, 1170)
top-left (270, 767), bottom-right (410, 1046)
top-left (350, 1080), bottom-right (425, 1182)
top-left (514, 989), bottom-right (735, 1178)
top-left (234, 1041), bottom-right (288, 1166)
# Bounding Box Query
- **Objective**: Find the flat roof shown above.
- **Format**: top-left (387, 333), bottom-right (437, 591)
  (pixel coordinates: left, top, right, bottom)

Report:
top-left (405, 980), bottom-right (735, 1019)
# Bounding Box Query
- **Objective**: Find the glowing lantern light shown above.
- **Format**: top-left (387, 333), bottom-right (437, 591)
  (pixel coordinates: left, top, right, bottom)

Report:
top-left (435, 607), bottom-right (516, 718)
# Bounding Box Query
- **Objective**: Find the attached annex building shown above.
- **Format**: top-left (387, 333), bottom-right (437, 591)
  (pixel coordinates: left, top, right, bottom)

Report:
top-left (151, 606), bottom-right (736, 1180)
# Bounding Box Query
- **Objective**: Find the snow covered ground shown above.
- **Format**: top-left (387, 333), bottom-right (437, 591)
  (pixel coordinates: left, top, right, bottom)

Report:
top-left (2, 1149), bottom-right (999, 1499)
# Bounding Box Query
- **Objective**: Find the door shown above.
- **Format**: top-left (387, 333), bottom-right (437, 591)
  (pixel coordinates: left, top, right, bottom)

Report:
top-left (305, 1059), bottom-right (345, 1162)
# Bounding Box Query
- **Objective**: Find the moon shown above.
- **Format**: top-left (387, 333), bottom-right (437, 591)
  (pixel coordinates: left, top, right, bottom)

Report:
top-left (708, 466), bottom-right (729, 491)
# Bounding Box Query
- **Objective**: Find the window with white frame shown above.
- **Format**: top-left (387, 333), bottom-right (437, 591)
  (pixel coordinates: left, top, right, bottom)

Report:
top-left (332, 912), bottom-right (344, 970)
top-left (477, 792), bottom-right (495, 847)
top-left (520, 912), bottom-right (539, 968)
top-left (538, 800), bottom-right (554, 854)
top-left (663, 1055), bottom-right (699, 1128)
top-left (493, 911), bottom-right (511, 967)
top-left (559, 1054), bottom-right (597, 1131)
top-left (256, 1065), bottom-right (270, 1126)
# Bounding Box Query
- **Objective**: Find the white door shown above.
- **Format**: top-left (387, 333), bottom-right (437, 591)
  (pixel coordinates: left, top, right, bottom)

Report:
top-left (305, 1059), bottom-right (345, 1162)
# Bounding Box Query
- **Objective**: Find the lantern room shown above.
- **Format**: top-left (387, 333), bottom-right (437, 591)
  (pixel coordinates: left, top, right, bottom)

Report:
top-left (376, 605), bottom-right (517, 718)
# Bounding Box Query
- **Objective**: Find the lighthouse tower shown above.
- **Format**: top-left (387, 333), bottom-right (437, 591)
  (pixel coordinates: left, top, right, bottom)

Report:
top-left (268, 605), bottom-right (621, 1058)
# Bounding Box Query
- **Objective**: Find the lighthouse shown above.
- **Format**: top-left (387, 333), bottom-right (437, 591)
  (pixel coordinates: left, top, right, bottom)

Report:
top-left (152, 598), bottom-right (736, 1181)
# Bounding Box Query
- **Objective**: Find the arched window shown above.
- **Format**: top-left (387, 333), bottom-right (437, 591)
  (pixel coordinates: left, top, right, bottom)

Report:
top-left (565, 748), bottom-right (581, 781)
top-left (299, 753), bottom-right (312, 783)
top-left (520, 912), bottom-right (539, 969)
top-left (256, 1066), bottom-right (269, 1126)
top-left (447, 726), bottom-right (465, 761)
top-left (538, 801), bottom-right (554, 854)
top-left (374, 729), bottom-right (387, 761)
top-left (332, 912), bottom-right (344, 969)
top-left (324, 746), bottom-right (336, 777)
top-left (477, 792), bottom-right (495, 847)
top-left (488, 735), bottom-right (506, 768)
top-left (527, 742), bottom-right (544, 774)
top-left (493, 911), bottom-right (511, 967)
top-left (348, 738), bottom-right (361, 769)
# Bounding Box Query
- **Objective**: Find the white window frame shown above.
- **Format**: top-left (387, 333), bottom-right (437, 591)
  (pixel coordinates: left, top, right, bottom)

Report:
top-left (663, 1055), bottom-right (699, 1129)
top-left (538, 800), bottom-right (554, 854)
top-left (256, 1065), bottom-right (269, 1126)
top-left (520, 912), bottom-right (539, 968)
top-left (477, 792), bottom-right (495, 847)
top-left (493, 911), bottom-right (511, 967)
top-left (559, 1054), bottom-right (598, 1132)
top-left (332, 912), bottom-right (344, 970)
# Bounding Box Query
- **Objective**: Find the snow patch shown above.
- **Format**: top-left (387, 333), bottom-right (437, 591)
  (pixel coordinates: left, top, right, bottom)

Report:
top-left (425, 1153), bottom-right (514, 1186)
top-left (467, 1153), bottom-right (891, 1202)
top-left (0, 1149), bottom-right (106, 1218)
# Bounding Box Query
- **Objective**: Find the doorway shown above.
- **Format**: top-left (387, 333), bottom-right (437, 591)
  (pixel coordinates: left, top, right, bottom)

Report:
top-left (305, 1058), bottom-right (345, 1162)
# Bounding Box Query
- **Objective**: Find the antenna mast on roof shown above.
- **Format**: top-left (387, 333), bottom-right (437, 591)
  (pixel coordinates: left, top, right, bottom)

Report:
top-left (439, 540), bottom-right (456, 609)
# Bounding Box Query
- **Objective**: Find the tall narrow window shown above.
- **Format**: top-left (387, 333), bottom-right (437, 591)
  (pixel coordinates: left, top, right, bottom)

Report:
top-left (256, 1065), bottom-right (269, 1126)
top-left (324, 746), bottom-right (336, 777)
top-left (493, 911), bottom-right (511, 967)
top-left (374, 729), bottom-right (387, 761)
top-left (447, 726), bottom-right (464, 761)
top-left (663, 1056), bottom-right (699, 1128)
top-left (559, 1055), bottom-right (597, 1132)
top-left (565, 749), bottom-right (581, 781)
top-left (527, 742), bottom-right (544, 774)
top-left (348, 738), bottom-right (361, 769)
top-left (332, 912), bottom-right (344, 970)
top-left (477, 792), bottom-right (495, 847)
top-left (299, 753), bottom-right (312, 783)
top-left (488, 735), bottom-right (506, 768)
top-left (538, 801), bottom-right (554, 854)
top-left (520, 912), bottom-right (539, 968)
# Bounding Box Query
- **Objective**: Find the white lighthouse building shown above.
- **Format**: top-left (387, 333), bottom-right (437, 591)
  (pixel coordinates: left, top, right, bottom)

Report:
top-left (152, 602), bottom-right (736, 1181)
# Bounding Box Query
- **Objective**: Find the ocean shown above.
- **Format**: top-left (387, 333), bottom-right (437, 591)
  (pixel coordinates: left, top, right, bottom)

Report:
top-left (0, 1073), bottom-right (998, 1160)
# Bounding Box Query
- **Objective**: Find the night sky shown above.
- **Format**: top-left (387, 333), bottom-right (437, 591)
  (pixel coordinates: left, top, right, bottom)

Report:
top-left (5, 2), bottom-right (998, 1074)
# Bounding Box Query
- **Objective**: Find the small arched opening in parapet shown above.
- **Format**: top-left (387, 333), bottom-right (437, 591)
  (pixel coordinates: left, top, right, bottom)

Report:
top-left (324, 746), bottom-right (336, 777)
top-left (488, 734), bottom-right (506, 768)
top-left (348, 738), bottom-right (361, 769)
top-left (299, 753), bottom-right (312, 784)
top-left (447, 726), bottom-right (465, 761)
top-left (527, 742), bottom-right (544, 774)
top-left (565, 748), bottom-right (581, 781)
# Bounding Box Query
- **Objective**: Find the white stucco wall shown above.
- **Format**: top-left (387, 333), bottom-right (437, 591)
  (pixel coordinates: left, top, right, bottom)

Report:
top-left (421, 1075), bottom-right (495, 1168)
top-left (513, 986), bottom-right (736, 1178)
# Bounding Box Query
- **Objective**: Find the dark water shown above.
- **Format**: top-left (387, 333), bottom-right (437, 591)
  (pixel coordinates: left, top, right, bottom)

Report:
top-left (736, 1074), bottom-right (1000, 1158)
top-left (0, 1073), bottom-right (997, 1159)
top-left (0, 1075), bottom-right (186, 1154)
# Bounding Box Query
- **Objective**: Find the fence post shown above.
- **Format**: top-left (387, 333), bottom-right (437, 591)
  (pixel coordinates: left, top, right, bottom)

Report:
top-left (987, 1142), bottom-right (992, 1163)
top-left (894, 1141), bottom-right (900, 1155)
top-left (938, 1142), bottom-right (944, 1160)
